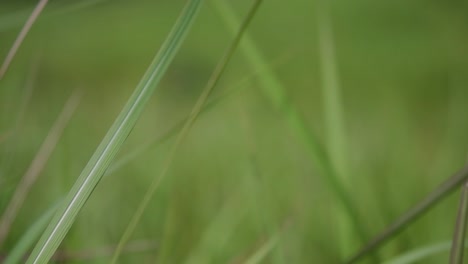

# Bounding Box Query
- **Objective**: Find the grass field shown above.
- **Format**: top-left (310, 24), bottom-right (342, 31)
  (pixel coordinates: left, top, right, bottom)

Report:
top-left (1, 0), bottom-right (468, 263)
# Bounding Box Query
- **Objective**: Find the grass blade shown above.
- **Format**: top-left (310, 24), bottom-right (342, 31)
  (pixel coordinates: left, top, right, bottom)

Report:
top-left (450, 181), bottom-right (468, 264)
top-left (382, 240), bottom-right (455, 264)
top-left (316, 0), bottom-right (353, 257)
top-left (3, 202), bottom-right (58, 264)
top-left (25, 0), bottom-right (202, 262)
top-left (212, 0), bottom-right (369, 253)
top-left (346, 163), bottom-right (468, 263)
top-left (110, 0), bottom-right (264, 262)
top-left (6, 48), bottom-right (289, 264)
top-left (0, 91), bottom-right (80, 248)
top-left (0, 0), bottom-right (48, 79)
top-left (317, 0), bottom-right (348, 178)
top-left (107, 48), bottom-right (293, 176)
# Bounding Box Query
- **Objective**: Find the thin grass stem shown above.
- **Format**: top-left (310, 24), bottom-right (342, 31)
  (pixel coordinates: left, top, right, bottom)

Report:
top-left (346, 163), bottom-right (468, 263)
top-left (0, 0), bottom-right (48, 79)
top-left (449, 180), bottom-right (468, 264)
top-left (211, 0), bottom-right (370, 250)
top-left (110, 1), bottom-right (264, 262)
top-left (24, 0), bottom-right (202, 262)
top-left (0, 91), bottom-right (80, 248)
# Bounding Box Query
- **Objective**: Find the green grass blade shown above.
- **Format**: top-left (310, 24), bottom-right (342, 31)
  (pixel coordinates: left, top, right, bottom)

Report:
top-left (3, 202), bottom-right (59, 264)
top-left (212, 0), bottom-right (369, 251)
top-left (346, 163), bottom-right (468, 263)
top-left (106, 49), bottom-right (292, 176)
top-left (25, 0), bottom-right (202, 262)
top-left (110, 0), bottom-right (264, 262)
top-left (8, 49), bottom-right (287, 263)
top-left (382, 240), bottom-right (468, 264)
top-left (450, 181), bottom-right (468, 263)
top-left (317, 0), bottom-right (348, 178)
top-left (0, 91), bottom-right (80, 248)
top-left (316, 0), bottom-right (352, 257)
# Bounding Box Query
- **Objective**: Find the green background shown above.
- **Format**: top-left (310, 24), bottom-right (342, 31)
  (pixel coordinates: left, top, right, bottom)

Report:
top-left (1, 0), bottom-right (468, 263)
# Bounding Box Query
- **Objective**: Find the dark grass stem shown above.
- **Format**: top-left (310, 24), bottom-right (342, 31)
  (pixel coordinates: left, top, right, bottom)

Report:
top-left (25, 0), bottom-right (202, 262)
top-left (347, 163), bottom-right (468, 263)
top-left (110, 0), bottom-right (264, 262)
top-left (449, 180), bottom-right (468, 264)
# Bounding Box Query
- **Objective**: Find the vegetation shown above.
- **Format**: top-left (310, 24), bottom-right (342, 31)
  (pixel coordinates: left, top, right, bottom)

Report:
top-left (1, 0), bottom-right (468, 263)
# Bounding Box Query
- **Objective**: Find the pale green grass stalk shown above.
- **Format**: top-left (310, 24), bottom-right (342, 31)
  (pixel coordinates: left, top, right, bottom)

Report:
top-left (347, 163), bottom-right (468, 263)
top-left (25, 0), bottom-right (202, 262)
top-left (0, 91), bottom-right (80, 248)
top-left (316, 0), bottom-right (352, 257)
top-left (450, 181), bottom-right (468, 264)
top-left (110, 0), bottom-right (264, 262)
top-left (0, 0), bottom-right (48, 79)
top-left (4, 202), bottom-right (155, 264)
top-left (8, 53), bottom-right (287, 263)
top-left (317, 0), bottom-right (348, 178)
top-left (212, 0), bottom-right (369, 249)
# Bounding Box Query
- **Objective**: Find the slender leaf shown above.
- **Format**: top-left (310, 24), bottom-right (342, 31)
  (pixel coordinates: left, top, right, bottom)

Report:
top-left (346, 163), bottom-right (468, 263)
top-left (212, 0), bottom-right (369, 251)
top-left (3, 203), bottom-right (59, 264)
top-left (25, 0), bottom-right (202, 262)
top-left (0, 91), bottom-right (80, 247)
top-left (110, 0), bottom-right (264, 261)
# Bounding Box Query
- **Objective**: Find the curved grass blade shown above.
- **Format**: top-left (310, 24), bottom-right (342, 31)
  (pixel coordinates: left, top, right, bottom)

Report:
top-left (450, 181), bottom-right (468, 263)
top-left (110, 0), bottom-right (264, 262)
top-left (211, 0), bottom-right (369, 253)
top-left (346, 163), bottom-right (468, 263)
top-left (25, 0), bottom-right (202, 262)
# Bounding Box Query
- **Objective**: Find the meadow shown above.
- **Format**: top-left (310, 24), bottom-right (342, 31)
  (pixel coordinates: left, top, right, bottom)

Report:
top-left (1, 0), bottom-right (468, 263)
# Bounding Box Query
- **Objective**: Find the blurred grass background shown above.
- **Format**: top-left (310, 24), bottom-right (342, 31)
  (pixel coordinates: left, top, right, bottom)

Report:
top-left (1, 0), bottom-right (468, 263)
